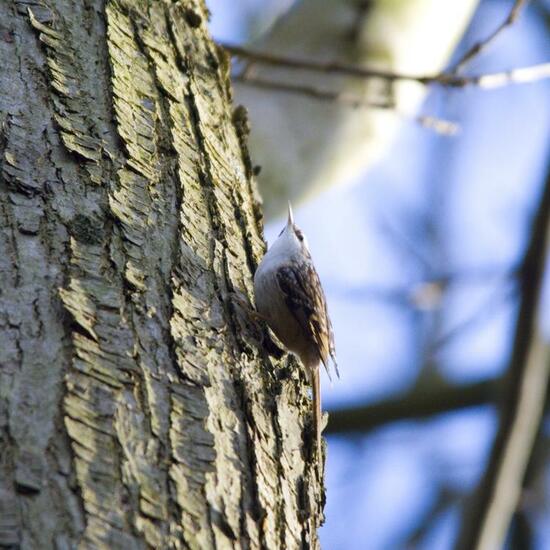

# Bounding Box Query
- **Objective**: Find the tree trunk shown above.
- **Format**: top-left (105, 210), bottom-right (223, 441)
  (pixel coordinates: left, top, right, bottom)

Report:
top-left (0, 1), bottom-right (323, 548)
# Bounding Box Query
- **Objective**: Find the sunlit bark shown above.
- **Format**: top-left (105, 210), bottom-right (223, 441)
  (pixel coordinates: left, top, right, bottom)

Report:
top-left (0, 1), bottom-right (323, 548)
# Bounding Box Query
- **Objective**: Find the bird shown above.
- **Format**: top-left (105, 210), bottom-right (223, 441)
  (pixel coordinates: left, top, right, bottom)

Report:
top-left (253, 203), bottom-right (338, 457)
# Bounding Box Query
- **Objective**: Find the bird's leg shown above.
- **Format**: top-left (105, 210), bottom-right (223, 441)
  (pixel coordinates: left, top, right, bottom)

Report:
top-left (229, 291), bottom-right (269, 323)
top-left (229, 291), bottom-right (285, 359)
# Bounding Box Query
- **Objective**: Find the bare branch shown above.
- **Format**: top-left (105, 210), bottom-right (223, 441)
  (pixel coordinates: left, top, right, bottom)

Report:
top-left (509, 423), bottom-right (548, 550)
top-left (233, 74), bottom-right (392, 110)
top-left (450, 0), bottom-right (530, 74)
top-left (224, 42), bottom-right (416, 83)
top-left (416, 115), bottom-right (460, 136)
top-left (222, 43), bottom-right (550, 89)
top-left (330, 266), bottom-right (516, 307)
top-left (326, 377), bottom-right (499, 435)
top-left (404, 487), bottom-right (458, 549)
top-left (235, 75), bottom-right (460, 136)
top-left (455, 164), bottom-right (550, 550)
top-left (457, 63), bottom-right (550, 89)
top-left (433, 274), bottom-right (517, 351)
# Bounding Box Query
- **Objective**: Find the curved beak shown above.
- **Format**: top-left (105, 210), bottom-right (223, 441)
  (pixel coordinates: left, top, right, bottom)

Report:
top-left (287, 201), bottom-right (294, 227)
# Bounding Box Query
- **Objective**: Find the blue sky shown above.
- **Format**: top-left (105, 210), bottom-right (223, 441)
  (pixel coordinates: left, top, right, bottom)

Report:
top-left (206, 1), bottom-right (550, 547)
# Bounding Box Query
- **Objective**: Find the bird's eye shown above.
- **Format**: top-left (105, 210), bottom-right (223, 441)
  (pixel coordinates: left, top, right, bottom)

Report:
top-left (295, 229), bottom-right (304, 242)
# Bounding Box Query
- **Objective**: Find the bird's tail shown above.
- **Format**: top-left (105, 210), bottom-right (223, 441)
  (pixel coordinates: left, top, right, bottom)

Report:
top-left (312, 366), bottom-right (322, 458)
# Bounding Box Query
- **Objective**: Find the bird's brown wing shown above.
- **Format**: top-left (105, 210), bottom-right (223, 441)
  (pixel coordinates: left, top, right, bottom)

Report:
top-left (276, 262), bottom-right (338, 378)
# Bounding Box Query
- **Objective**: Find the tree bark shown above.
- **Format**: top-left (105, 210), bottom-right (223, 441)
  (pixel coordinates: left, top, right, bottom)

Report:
top-left (0, 1), bottom-right (323, 548)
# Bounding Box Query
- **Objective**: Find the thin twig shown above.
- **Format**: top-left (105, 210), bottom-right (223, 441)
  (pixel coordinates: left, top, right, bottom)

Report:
top-left (462, 63), bottom-right (550, 88)
top-left (433, 274), bottom-right (517, 351)
top-left (326, 377), bottom-right (499, 435)
top-left (329, 266), bottom-right (517, 309)
top-left (224, 43), bottom-right (415, 82)
top-left (455, 162), bottom-right (550, 550)
top-left (234, 74), bottom-right (392, 110)
top-left (222, 42), bottom-right (550, 89)
top-left (235, 74), bottom-right (460, 136)
top-left (404, 487), bottom-right (457, 548)
top-left (450, 0), bottom-right (530, 74)
top-left (416, 116), bottom-right (460, 136)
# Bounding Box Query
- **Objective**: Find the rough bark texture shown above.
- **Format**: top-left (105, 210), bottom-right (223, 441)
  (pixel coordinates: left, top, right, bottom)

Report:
top-left (0, 1), bottom-right (324, 548)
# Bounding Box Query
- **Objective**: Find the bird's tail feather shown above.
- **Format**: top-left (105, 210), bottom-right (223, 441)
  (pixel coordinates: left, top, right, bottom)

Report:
top-left (312, 366), bottom-right (322, 457)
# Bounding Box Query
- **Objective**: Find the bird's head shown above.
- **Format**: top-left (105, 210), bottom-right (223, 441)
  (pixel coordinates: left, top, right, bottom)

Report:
top-left (270, 202), bottom-right (310, 258)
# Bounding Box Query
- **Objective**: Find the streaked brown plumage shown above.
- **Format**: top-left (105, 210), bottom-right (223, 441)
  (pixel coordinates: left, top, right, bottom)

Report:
top-left (254, 204), bottom-right (338, 456)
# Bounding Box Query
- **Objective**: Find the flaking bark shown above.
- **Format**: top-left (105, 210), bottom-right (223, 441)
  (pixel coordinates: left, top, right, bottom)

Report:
top-left (0, 1), bottom-right (324, 548)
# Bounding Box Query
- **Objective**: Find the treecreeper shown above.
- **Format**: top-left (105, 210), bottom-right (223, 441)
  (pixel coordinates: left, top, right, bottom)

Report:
top-left (254, 204), bottom-right (339, 457)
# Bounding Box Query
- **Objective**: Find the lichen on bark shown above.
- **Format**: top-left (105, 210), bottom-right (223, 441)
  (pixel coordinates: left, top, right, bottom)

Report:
top-left (0, 1), bottom-right (324, 548)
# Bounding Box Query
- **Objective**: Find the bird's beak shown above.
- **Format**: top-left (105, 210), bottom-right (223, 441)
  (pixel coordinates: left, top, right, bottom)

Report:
top-left (287, 201), bottom-right (294, 227)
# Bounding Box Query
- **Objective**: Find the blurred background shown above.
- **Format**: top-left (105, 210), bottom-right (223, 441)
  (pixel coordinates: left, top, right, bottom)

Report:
top-left (206, 1), bottom-right (550, 548)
